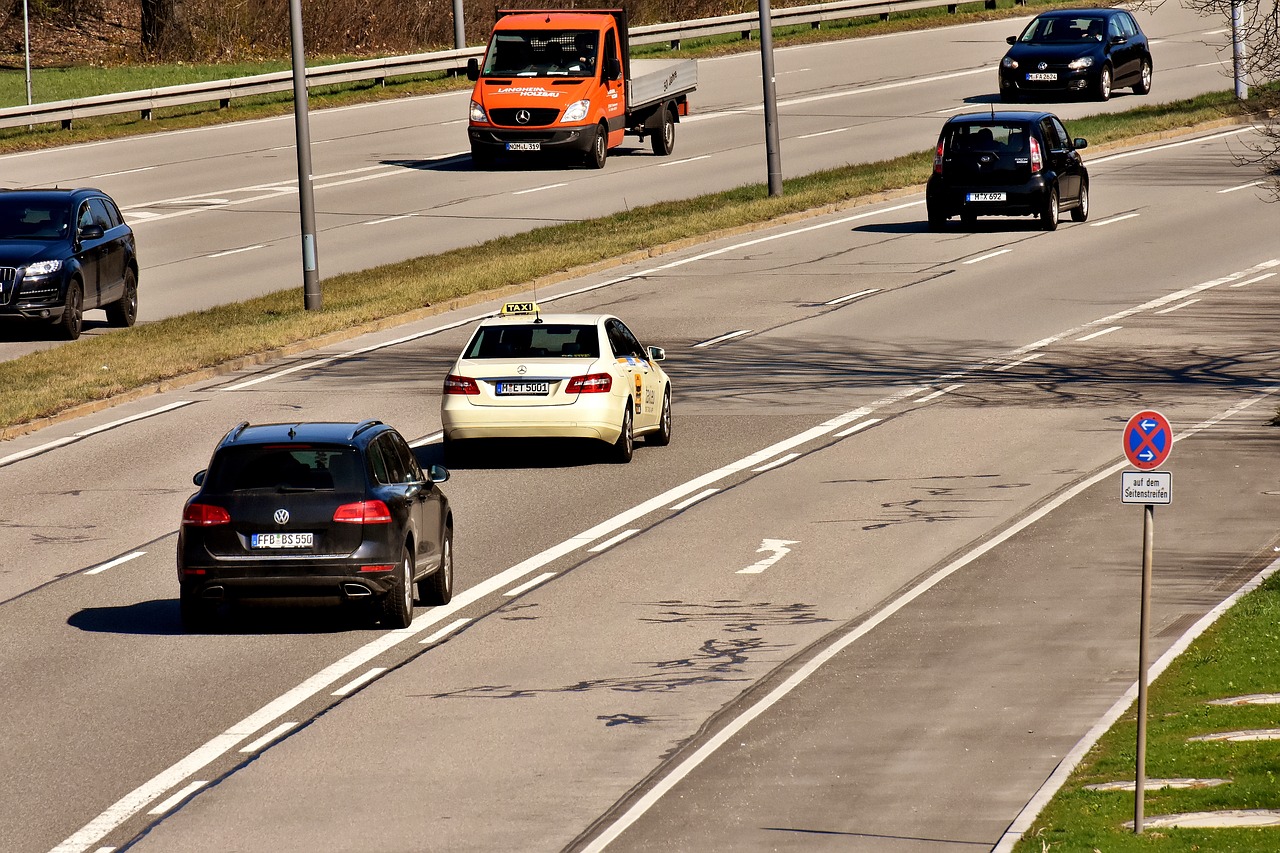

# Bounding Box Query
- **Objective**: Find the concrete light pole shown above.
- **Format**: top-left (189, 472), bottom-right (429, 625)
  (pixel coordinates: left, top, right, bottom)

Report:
top-left (288, 0), bottom-right (322, 310)
top-left (757, 0), bottom-right (783, 197)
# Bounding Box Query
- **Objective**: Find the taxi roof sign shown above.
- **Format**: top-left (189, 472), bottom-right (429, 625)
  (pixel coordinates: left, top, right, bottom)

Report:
top-left (500, 301), bottom-right (539, 316)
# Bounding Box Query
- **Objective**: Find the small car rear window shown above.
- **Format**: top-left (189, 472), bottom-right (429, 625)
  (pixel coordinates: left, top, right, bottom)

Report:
top-left (464, 323), bottom-right (601, 358)
top-left (208, 445), bottom-right (365, 492)
top-left (947, 123), bottom-right (1030, 155)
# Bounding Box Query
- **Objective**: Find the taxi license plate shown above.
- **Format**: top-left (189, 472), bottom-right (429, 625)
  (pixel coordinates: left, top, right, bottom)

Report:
top-left (1026, 72), bottom-right (1057, 81)
top-left (506, 142), bottom-right (541, 151)
top-left (496, 381), bottom-right (550, 396)
top-left (966, 192), bottom-right (1007, 202)
top-left (251, 532), bottom-right (314, 549)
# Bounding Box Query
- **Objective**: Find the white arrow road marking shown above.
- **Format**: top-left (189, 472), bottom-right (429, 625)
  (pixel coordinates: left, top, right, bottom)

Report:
top-left (737, 539), bottom-right (800, 575)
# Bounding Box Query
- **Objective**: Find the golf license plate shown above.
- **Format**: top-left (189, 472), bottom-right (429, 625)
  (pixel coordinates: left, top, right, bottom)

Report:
top-left (966, 192), bottom-right (1007, 202)
top-left (1026, 72), bottom-right (1057, 81)
top-left (251, 532), bottom-right (314, 549)
top-left (506, 142), bottom-right (541, 151)
top-left (496, 381), bottom-right (550, 396)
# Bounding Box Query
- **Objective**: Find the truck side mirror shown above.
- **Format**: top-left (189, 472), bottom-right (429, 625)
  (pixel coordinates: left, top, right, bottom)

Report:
top-left (605, 57), bottom-right (622, 81)
top-left (466, 58), bottom-right (480, 81)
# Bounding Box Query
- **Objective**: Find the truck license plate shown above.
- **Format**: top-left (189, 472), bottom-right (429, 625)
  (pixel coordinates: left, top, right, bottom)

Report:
top-left (506, 142), bottom-right (541, 151)
top-left (251, 532), bottom-right (314, 549)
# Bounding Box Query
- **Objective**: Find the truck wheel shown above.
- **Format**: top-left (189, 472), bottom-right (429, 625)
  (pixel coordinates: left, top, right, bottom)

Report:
top-left (586, 124), bottom-right (608, 169)
top-left (651, 106), bottom-right (675, 156)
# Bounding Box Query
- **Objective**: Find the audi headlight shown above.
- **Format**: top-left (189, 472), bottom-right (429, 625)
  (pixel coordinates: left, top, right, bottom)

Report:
top-left (469, 100), bottom-right (488, 123)
top-left (561, 100), bottom-right (590, 123)
top-left (1002, 57), bottom-right (1018, 69)
top-left (25, 259), bottom-right (62, 276)
top-left (1068, 56), bottom-right (1094, 70)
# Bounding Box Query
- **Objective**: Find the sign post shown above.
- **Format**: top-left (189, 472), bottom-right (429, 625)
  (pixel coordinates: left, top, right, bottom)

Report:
top-left (1121, 409), bottom-right (1172, 834)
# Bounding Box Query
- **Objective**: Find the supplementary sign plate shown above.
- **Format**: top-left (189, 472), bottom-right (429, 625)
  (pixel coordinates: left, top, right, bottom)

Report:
top-left (1122, 471), bottom-right (1171, 505)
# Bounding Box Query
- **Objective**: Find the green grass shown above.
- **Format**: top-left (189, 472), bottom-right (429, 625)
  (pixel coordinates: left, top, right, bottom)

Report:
top-left (1013, 566), bottom-right (1280, 852)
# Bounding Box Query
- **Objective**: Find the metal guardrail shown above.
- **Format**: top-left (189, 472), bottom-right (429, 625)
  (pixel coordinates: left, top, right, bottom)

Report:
top-left (0, 0), bottom-right (1011, 131)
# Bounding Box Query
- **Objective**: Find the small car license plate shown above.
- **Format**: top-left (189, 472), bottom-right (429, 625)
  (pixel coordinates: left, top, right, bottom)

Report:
top-left (966, 192), bottom-right (1007, 202)
top-left (251, 532), bottom-right (314, 549)
top-left (496, 381), bottom-right (550, 396)
top-left (1025, 72), bottom-right (1057, 81)
top-left (506, 142), bottom-right (541, 151)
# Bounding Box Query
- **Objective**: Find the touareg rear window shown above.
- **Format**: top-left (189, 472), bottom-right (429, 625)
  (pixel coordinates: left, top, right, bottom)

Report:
top-left (208, 445), bottom-right (365, 492)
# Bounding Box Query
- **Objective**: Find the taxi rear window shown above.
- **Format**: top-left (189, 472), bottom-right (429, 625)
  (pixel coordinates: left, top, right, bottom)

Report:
top-left (464, 324), bottom-right (601, 358)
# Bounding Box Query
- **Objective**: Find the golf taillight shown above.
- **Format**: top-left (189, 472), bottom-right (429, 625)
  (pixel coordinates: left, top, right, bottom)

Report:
top-left (183, 503), bottom-right (231, 526)
top-left (566, 373), bottom-right (612, 393)
top-left (1030, 136), bottom-right (1043, 173)
top-left (333, 500), bottom-right (393, 524)
top-left (933, 139), bottom-right (945, 175)
top-left (444, 374), bottom-right (479, 395)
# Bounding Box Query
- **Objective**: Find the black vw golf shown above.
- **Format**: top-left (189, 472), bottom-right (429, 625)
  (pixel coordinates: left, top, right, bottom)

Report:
top-left (178, 420), bottom-right (454, 631)
top-left (926, 111), bottom-right (1089, 231)
top-left (999, 8), bottom-right (1153, 102)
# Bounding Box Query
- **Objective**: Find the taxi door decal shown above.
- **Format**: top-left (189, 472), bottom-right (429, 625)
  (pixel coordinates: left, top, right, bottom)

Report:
top-left (634, 371), bottom-right (643, 415)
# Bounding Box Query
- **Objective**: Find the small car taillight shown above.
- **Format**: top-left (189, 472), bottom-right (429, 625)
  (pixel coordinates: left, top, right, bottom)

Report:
top-left (183, 503), bottom-right (231, 526)
top-left (333, 500), bottom-right (393, 524)
top-left (933, 139), bottom-right (945, 175)
top-left (444, 374), bottom-right (479, 395)
top-left (566, 373), bottom-right (612, 393)
top-left (1030, 136), bottom-right (1043, 173)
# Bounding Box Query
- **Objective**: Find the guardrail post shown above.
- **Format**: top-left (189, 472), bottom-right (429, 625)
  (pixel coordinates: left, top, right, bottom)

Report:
top-left (140, 109), bottom-right (152, 121)
top-left (61, 119), bottom-right (72, 130)
top-left (985, 0), bottom-right (996, 8)
top-left (220, 98), bottom-right (230, 109)
top-left (947, 3), bottom-right (957, 12)
top-left (670, 38), bottom-right (681, 49)
top-left (742, 29), bottom-right (752, 40)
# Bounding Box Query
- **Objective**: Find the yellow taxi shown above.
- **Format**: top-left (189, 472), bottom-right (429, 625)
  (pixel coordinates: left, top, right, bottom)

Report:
top-left (440, 303), bottom-right (672, 463)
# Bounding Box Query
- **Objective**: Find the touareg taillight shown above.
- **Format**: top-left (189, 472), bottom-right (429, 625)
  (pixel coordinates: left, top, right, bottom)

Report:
top-left (183, 503), bottom-right (231, 526)
top-left (333, 500), bottom-right (393, 524)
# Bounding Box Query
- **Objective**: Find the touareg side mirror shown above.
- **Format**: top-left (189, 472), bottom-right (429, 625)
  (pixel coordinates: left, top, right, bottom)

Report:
top-left (193, 470), bottom-right (206, 486)
top-left (429, 464), bottom-right (450, 484)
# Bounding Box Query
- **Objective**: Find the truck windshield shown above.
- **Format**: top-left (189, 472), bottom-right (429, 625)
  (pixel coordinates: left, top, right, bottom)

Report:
top-left (482, 30), bottom-right (599, 78)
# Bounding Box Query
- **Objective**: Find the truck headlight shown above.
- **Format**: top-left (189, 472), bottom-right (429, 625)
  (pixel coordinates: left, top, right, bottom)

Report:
top-left (25, 259), bottom-right (62, 276)
top-left (561, 100), bottom-right (590, 123)
top-left (1068, 56), bottom-right (1094, 69)
top-left (469, 100), bottom-right (488, 123)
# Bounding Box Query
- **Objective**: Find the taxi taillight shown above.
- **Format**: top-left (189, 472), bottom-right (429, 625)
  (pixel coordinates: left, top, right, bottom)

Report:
top-left (933, 139), bottom-right (945, 175)
top-left (566, 373), bottom-right (612, 393)
top-left (444, 374), bottom-right (479, 395)
top-left (183, 503), bottom-right (231, 526)
top-left (333, 500), bottom-right (393, 524)
top-left (1030, 136), bottom-right (1043, 173)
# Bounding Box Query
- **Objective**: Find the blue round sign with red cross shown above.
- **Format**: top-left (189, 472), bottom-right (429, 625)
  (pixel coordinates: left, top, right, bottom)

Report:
top-left (1123, 410), bottom-right (1172, 470)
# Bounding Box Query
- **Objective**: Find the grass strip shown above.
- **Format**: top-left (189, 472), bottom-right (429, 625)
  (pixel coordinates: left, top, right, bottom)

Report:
top-left (0, 89), bottom-right (1254, 434)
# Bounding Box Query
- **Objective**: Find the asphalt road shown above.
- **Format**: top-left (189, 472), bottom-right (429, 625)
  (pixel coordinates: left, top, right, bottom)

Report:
top-left (0, 1), bottom-right (1238, 362)
top-left (2, 111), bottom-right (1278, 853)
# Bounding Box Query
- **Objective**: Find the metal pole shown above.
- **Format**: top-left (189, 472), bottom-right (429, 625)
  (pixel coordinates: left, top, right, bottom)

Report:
top-left (1231, 1), bottom-right (1248, 100)
top-left (756, 0), bottom-right (783, 197)
top-left (289, 0), bottom-right (322, 310)
top-left (453, 0), bottom-right (466, 51)
top-left (23, 0), bottom-right (33, 106)
top-left (1134, 503), bottom-right (1154, 833)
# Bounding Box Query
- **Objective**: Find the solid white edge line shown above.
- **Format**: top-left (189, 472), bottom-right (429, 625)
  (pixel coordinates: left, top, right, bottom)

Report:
top-left (221, 355), bottom-right (342, 391)
top-left (420, 618), bottom-right (471, 645)
top-left (364, 214), bottom-right (416, 225)
top-left (331, 668), bottom-right (388, 697)
top-left (0, 436), bottom-right (79, 468)
top-left (834, 417), bottom-right (882, 438)
top-left (1, 401), bottom-right (195, 468)
top-left (1088, 213), bottom-right (1140, 227)
top-left (796, 127), bottom-right (852, 140)
top-left (146, 781), bottom-right (208, 816)
top-left (504, 571), bottom-right (558, 597)
top-left (1228, 272), bottom-right (1276, 288)
top-left (752, 453), bottom-right (800, 473)
top-left (1218, 180), bottom-right (1263, 193)
top-left (1088, 127), bottom-right (1253, 165)
top-left (513, 183), bottom-right (568, 196)
top-left (85, 551), bottom-right (146, 576)
top-left (1155, 299), bottom-right (1198, 315)
top-left (669, 488), bottom-right (719, 511)
top-left (238, 722), bottom-right (298, 754)
top-left (995, 352), bottom-right (1044, 372)
top-left (586, 386), bottom-right (1280, 853)
top-left (824, 288), bottom-right (880, 306)
top-left (589, 529), bottom-right (640, 553)
top-left (692, 329), bottom-right (751, 348)
top-left (962, 248), bottom-right (1011, 265)
top-left (1076, 325), bottom-right (1121, 342)
top-left (914, 384), bottom-right (962, 405)
top-left (410, 432), bottom-right (444, 448)
top-left (74, 401), bottom-right (195, 438)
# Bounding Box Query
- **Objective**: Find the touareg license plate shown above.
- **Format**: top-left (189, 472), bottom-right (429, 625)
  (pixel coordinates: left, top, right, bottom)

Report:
top-left (1026, 72), bottom-right (1057, 81)
top-left (251, 532), bottom-right (314, 549)
top-left (506, 142), bottom-right (541, 151)
top-left (496, 381), bottom-right (550, 396)
top-left (966, 192), bottom-right (1007, 202)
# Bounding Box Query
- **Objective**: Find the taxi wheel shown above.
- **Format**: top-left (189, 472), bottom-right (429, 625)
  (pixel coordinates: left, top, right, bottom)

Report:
top-left (646, 388), bottom-right (672, 446)
top-left (380, 546), bottom-right (416, 629)
top-left (418, 528), bottom-right (453, 606)
top-left (612, 405), bottom-right (634, 463)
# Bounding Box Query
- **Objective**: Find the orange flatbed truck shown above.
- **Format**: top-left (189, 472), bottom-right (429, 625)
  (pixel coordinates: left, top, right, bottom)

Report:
top-left (466, 9), bottom-right (697, 168)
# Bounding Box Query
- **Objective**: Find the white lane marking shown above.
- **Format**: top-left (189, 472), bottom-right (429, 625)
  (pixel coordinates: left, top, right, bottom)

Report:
top-left (207, 244), bottom-right (265, 258)
top-left (935, 104), bottom-right (979, 114)
top-left (0, 401), bottom-right (195, 468)
top-left (824, 288), bottom-right (879, 306)
top-left (85, 551), bottom-right (146, 576)
top-left (331, 668), bottom-right (388, 697)
top-left (238, 722), bottom-right (297, 754)
top-left (222, 355), bottom-right (344, 391)
top-left (834, 417), bottom-right (882, 438)
top-left (1202, 27), bottom-right (1229, 35)
top-left (513, 183), bottom-right (568, 196)
top-left (1229, 272), bottom-right (1276, 288)
top-left (124, 210), bottom-right (162, 221)
top-left (737, 539), bottom-right (800, 575)
top-left (364, 214), bottom-right (416, 225)
top-left (146, 781), bottom-right (208, 816)
top-left (796, 126), bottom-right (852, 140)
top-left (995, 352), bottom-right (1044, 372)
top-left (963, 249), bottom-right (1011, 265)
top-left (692, 329), bottom-right (752, 348)
top-left (0, 436), bottom-right (78, 467)
top-left (752, 452), bottom-right (800, 473)
top-left (1155, 299), bottom-right (1198, 315)
top-left (410, 431), bottom-right (444, 448)
top-left (1219, 180), bottom-right (1264, 193)
top-left (593, 387), bottom-right (1280, 853)
top-left (1089, 127), bottom-right (1252, 165)
top-left (589, 529), bottom-right (639, 553)
top-left (420, 618), bottom-right (471, 645)
top-left (669, 488), bottom-right (719, 511)
top-left (915, 384), bottom-right (963, 404)
top-left (657, 155), bottom-right (712, 167)
top-left (92, 166), bottom-right (156, 178)
top-left (91, 848), bottom-right (115, 853)
top-left (1089, 213), bottom-right (1140, 227)
top-left (504, 572), bottom-right (558, 597)
top-left (1076, 325), bottom-right (1121, 342)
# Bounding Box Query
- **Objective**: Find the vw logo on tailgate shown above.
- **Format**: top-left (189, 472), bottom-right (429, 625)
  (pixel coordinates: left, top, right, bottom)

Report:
top-left (274, 508), bottom-right (290, 525)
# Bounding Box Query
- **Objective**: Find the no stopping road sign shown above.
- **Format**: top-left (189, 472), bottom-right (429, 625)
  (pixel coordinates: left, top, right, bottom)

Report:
top-left (1124, 410), bottom-right (1172, 470)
